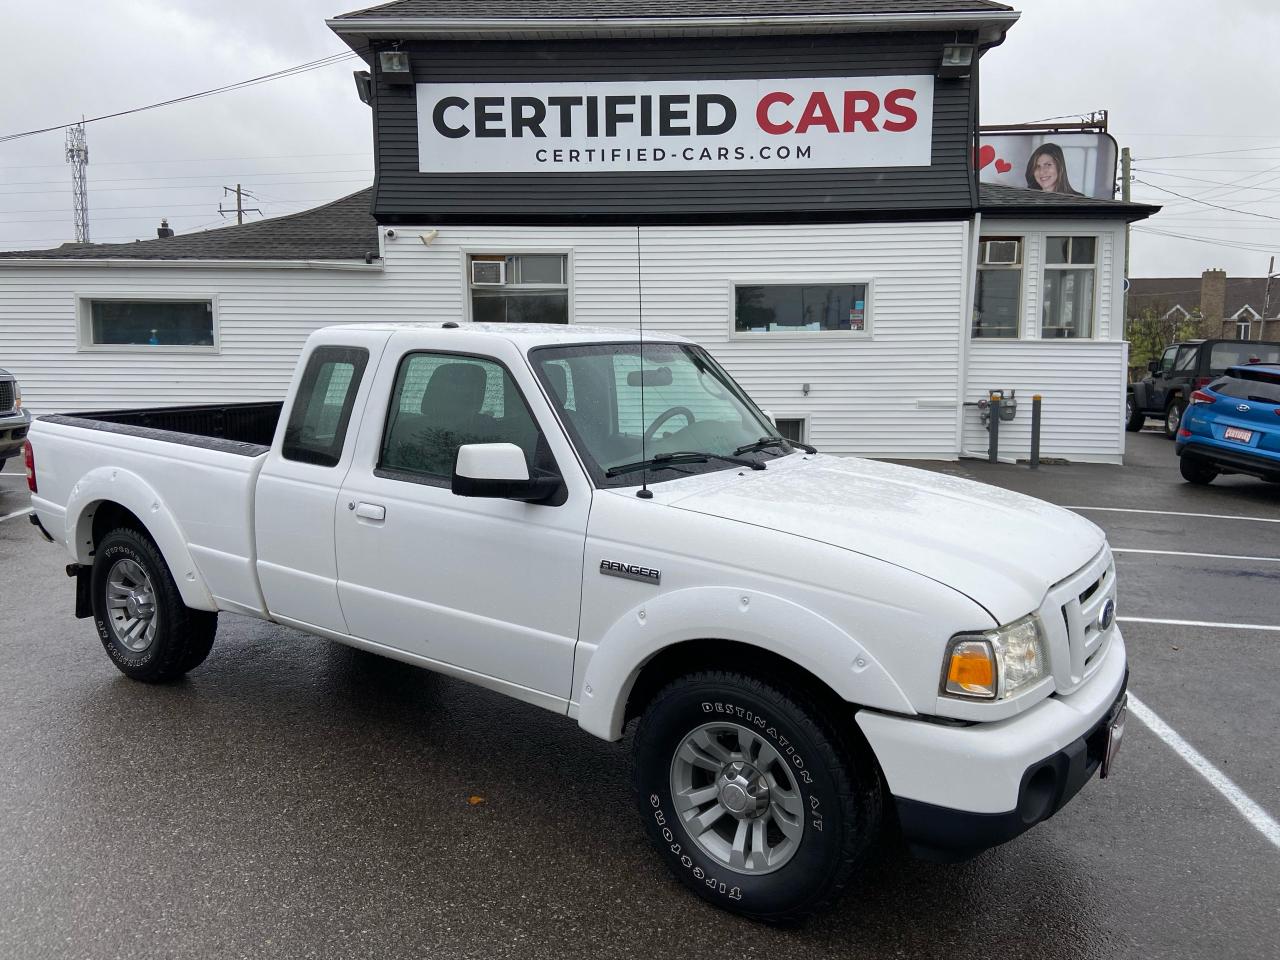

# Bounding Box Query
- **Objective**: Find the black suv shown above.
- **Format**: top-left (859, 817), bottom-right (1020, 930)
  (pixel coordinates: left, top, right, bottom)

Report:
top-left (1128, 338), bottom-right (1280, 437)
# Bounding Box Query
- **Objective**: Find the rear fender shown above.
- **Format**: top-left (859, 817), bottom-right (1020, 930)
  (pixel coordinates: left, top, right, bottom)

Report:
top-left (65, 467), bottom-right (216, 611)
top-left (575, 586), bottom-right (914, 742)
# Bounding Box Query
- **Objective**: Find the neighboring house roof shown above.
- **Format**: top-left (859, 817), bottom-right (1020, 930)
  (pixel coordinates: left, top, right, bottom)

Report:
top-left (0, 188), bottom-right (377, 262)
top-left (977, 183), bottom-right (1159, 222)
top-left (334, 1), bottom-right (1015, 18)
top-left (1128, 277), bottom-right (1278, 319)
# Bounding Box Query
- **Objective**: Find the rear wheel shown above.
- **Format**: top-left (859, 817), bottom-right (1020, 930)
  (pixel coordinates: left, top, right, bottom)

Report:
top-left (1164, 399), bottom-right (1185, 439)
top-left (632, 670), bottom-right (882, 922)
top-left (1125, 395), bottom-right (1145, 432)
top-left (90, 527), bottom-right (217, 682)
top-left (1179, 454), bottom-right (1219, 485)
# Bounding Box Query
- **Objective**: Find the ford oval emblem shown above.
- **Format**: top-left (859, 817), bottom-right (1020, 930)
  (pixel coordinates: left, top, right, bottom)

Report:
top-left (1098, 598), bottom-right (1116, 632)
top-left (1237, 403), bottom-right (1251, 413)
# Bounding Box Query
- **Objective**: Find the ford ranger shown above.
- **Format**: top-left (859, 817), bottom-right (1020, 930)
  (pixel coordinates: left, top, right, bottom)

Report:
top-left (25, 323), bottom-right (1128, 921)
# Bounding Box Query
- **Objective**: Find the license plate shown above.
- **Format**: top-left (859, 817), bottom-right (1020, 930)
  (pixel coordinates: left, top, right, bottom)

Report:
top-left (1100, 697), bottom-right (1127, 779)
top-left (1224, 426), bottom-right (1253, 444)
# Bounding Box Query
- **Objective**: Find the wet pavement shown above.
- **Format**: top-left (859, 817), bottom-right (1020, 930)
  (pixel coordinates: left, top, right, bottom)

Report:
top-left (1, 429), bottom-right (1277, 959)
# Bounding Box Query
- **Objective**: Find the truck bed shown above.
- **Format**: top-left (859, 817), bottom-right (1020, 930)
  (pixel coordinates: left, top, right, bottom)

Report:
top-left (40, 401), bottom-right (283, 456)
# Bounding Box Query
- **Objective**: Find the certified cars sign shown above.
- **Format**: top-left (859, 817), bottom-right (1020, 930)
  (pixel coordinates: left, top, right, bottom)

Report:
top-left (417, 77), bottom-right (934, 173)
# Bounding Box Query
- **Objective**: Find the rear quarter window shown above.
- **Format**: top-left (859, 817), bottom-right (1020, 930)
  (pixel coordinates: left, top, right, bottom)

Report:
top-left (282, 346), bottom-right (369, 466)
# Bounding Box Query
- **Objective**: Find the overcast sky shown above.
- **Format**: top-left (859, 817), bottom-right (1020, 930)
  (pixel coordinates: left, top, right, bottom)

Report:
top-left (2, 0), bottom-right (1279, 278)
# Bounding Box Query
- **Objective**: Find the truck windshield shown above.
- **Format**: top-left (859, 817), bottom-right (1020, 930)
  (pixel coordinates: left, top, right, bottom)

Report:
top-left (530, 342), bottom-right (789, 487)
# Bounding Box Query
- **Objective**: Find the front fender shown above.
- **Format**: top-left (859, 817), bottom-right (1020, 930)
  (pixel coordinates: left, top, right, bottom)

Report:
top-left (1130, 379), bottom-right (1151, 411)
top-left (65, 466), bottom-right (216, 611)
top-left (575, 586), bottom-right (915, 741)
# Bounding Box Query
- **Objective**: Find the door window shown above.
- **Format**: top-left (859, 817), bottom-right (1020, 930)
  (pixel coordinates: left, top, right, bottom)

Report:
top-left (1158, 346), bottom-right (1179, 376)
top-left (1173, 346), bottom-right (1198, 374)
top-left (378, 352), bottom-right (552, 484)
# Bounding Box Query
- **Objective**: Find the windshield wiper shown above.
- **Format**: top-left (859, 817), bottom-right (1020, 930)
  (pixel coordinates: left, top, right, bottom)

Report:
top-left (605, 450), bottom-right (766, 478)
top-left (733, 436), bottom-right (818, 456)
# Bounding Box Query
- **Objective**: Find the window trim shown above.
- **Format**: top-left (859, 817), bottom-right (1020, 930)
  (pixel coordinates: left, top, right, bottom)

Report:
top-left (1039, 235), bottom-right (1099, 340)
top-left (372, 347), bottom-right (563, 497)
top-left (76, 292), bottom-right (220, 353)
top-left (727, 278), bottom-right (874, 341)
top-left (972, 235), bottom-right (1024, 340)
top-left (461, 248), bottom-right (574, 326)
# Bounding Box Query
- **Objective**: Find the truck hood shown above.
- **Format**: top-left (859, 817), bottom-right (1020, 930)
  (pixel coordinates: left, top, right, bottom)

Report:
top-left (662, 454), bottom-right (1105, 625)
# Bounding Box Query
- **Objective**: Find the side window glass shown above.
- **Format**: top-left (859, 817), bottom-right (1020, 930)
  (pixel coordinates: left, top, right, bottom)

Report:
top-left (1174, 346), bottom-right (1198, 373)
top-left (379, 352), bottom-right (549, 482)
top-left (1159, 346), bottom-right (1178, 375)
top-left (282, 346), bottom-right (368, 466)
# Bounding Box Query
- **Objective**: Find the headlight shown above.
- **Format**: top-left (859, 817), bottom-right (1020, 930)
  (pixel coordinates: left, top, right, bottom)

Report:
top-left (942, 614), bottom-right (1047, 700)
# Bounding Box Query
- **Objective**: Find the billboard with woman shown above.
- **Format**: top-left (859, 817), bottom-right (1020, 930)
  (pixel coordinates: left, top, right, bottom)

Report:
top-left (977, 131), bottom-right (1118, 200)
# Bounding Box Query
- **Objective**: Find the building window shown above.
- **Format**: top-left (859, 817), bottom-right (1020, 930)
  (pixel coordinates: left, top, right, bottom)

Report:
top-left (1041, 236), bottom-right (1096, 338)
top-left (734, 283), bottom-right (870, 335)
top-left (972, 237), bottom-right (1022, 338)
top-left (1237, 317), bottom-right (1252, 340)
top-left (774, 417), bottom-right (808, 444)
top-left (469, 254), bottom-right (569, 324)
top-left (84, 298), bottom-right (215, 349)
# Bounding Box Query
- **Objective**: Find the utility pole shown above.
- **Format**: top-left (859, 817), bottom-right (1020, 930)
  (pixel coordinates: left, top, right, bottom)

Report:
top-left (1260, 255), bottom-right (1276, 341)
top-left (218, 184), bottom-right (261, 225)
top-left (1121, 145), bottom-right (1132, 330)
top-left (65, 121), bottom-right (90, 243)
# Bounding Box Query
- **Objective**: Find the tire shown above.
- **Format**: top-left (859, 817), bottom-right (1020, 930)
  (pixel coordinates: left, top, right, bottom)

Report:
top-left (90, 527), bottom-right (217, 682)
top-left (1164, 399), bottom-right (1185, 439)
top-left (1124, 394), bottom-right (1145, 432)
top-left (1179, 454), bottom-right (1219, 485)
top-left (632, 670), bottom-right (882, 922)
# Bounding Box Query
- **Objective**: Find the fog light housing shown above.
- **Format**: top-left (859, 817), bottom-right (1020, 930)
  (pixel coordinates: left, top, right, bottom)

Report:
top-left (943, 614), bottom-right (1047, 700)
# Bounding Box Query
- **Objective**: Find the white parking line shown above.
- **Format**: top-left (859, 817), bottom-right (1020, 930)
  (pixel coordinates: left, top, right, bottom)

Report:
top-left (1113, 547), bottom-right (1280, 564)
top-left (1068, 505), bottom-right (1280, 524)
top-left (0, 507), bottom-right (33, 523)
top-left (1118, 615), bottom-right (1280, 633)
top-left (1129, 694), bottom-right (1280, 850)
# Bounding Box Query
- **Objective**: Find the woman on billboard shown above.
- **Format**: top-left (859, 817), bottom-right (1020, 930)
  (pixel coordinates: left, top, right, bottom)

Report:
top-left (1025, 142), bottom-right (1083, 195)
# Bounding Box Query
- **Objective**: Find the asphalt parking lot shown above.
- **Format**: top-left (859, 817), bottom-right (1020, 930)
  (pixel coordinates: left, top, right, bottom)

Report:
top-left (1, 429), bottom-right (1277, 960)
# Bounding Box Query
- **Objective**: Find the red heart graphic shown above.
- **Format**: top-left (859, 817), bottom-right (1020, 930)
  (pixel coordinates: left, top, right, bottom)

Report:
top-left (976, 144), bottom-right (996, 170)
top-left (995, 158), bottom-right (1012, 174)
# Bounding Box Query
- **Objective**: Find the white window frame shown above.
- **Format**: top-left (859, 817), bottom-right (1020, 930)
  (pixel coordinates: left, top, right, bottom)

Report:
top-left (461, 248), bottom-right (574, 325)
top-left (728, 278), bottom-right (874, 341)
top-left (972, 235), bottom-right (1024, 340)
top-left (1040, 234), bottom-right (1099, 340)
top-left (77, 293), bottom-right (220, 353)
top-left (770, 413), bottom-right (811, 444)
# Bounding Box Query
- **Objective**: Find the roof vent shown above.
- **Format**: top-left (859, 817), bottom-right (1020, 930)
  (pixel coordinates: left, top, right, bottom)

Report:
top-left (156, 219), bottom-right (174, 239)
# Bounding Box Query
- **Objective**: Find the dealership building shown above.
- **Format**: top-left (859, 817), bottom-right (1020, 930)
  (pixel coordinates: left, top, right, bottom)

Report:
top-left (0, 0), bottom-right (1156, 462)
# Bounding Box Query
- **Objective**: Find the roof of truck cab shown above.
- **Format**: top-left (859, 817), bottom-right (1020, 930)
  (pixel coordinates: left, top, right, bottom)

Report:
top-left (320, 321), bottom-right (694, 349)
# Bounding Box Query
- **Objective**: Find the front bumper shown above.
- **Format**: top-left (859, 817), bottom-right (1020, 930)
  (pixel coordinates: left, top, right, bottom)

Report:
top-left (856, 630), bottom-right (1128, 861)
top-left (0, 407), bottom-right (32, 458)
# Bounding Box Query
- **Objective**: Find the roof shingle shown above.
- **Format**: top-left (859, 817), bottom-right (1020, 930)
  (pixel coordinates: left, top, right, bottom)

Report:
top-left (978, 183), bottom-right (1158, 222)
top-left (0, 188), bottom-right (377, 262)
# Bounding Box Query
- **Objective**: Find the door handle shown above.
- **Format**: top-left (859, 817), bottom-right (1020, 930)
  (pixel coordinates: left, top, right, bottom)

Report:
top-left (355, 502), bottom-right (386, 522)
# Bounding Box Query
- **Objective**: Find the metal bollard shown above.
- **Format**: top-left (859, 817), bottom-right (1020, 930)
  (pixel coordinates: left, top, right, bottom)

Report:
top-left (988, 393), bottom-right (1001, 463)
top-left (1030, 394), bottom-right (1042, 469)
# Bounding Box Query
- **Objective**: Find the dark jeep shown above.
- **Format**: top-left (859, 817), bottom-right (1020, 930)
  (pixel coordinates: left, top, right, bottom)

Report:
top-left (1127, 338), bottom-right (1280, 437)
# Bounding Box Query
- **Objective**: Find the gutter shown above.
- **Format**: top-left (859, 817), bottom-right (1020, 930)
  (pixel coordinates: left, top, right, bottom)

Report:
top-left (0, 258), bottom-right (384, 271)
top-left (327, 11), bottom-right (1020, 44)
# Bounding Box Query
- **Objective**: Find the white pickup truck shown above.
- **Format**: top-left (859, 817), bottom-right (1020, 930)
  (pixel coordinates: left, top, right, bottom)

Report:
top-left (26, 322), bottom-right (1127, 921)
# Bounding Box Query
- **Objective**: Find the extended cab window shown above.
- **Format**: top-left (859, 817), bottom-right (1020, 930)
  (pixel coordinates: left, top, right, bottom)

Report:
top-left (282, 346), bottom-right (368, 466)
top-left (379, 352), bottom-right (551, 483)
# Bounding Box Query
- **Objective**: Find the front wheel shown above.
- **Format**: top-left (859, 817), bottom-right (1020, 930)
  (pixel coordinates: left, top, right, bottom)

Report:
top-left (90, 527), bottom-right (217, 682)
top-left (1164, 399), bottom-right (1185, 439)
top-left (632, 670), bottom-right (882, 922)
top-left (1125, 394), bottom-right (1145, 432)
top-left (1179, 454), bottom-right (1219, 485)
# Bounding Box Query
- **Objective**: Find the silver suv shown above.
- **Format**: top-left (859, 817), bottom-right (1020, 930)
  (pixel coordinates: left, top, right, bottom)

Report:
top-left (0, 368), bottom-right (31, 469)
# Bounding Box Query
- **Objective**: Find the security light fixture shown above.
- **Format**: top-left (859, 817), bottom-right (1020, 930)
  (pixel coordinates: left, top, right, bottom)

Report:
top-left (937, 43), bottom-right (975, 79)
top-left (353, 70), bottom-right (372, 105)
top-left (378, 50), bottom-right (413, 85)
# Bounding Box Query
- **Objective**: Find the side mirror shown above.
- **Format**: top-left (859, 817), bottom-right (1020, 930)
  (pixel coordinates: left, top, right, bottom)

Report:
top-left (452, 443), bottom-right (561, 503)
top-left (1147, 360), bottom-right (1160, 375)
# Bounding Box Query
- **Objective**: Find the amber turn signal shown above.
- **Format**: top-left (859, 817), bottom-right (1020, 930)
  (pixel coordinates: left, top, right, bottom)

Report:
top-left (945, 640), bottom-right (996, 698)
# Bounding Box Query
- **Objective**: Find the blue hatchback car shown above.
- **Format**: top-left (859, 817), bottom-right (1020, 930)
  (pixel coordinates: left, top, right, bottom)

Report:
top-left (1175, 363), bottom-right (1280, 485)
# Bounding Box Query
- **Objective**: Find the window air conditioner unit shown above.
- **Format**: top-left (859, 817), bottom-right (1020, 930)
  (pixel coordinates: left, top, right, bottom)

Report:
top-left (984, 240), bottom-right (1019, 265)
top-left (471, 260), bottom-right (506, 285)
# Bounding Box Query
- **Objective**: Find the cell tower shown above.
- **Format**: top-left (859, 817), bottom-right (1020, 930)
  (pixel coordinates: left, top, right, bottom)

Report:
top-left (65, 121), bottom-right (90, 244)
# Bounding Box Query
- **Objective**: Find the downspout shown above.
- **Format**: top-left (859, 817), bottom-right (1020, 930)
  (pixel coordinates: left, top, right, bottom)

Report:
top-left (956, 211), bottom-right (981, 457)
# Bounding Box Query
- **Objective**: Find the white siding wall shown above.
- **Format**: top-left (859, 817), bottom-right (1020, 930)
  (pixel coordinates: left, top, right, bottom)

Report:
top-left (0, 221), bottom-right (969, 459)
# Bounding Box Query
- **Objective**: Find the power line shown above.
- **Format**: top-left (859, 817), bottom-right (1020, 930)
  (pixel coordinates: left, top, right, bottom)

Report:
top-left (1136, 143), bottom-right (1280, 161)
top-left (0, 167), bottom-right (372, 188)
top-left (0, 176), bottom-right (372, 197)
top-left (0, 51), bottom-right (358, 143)
top-left (1135, 180), bottom-right (1280, 222)
top-left (1135, 169), bottom-right (1280, 196)
top-left (1134, 225), bottom-right (1280, 253)
top-left (0, 151), bottom-right (370, 171)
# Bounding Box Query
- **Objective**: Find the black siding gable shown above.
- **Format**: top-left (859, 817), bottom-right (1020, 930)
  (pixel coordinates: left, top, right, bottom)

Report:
top-left (370, 32), bottom-right (977, 225)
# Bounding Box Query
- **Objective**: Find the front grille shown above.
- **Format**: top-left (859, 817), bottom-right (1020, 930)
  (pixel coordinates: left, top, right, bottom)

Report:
top-left (0, 381), bottom-right (13, 413)
top-left (1041, 548), bottom-right (1117, 694)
